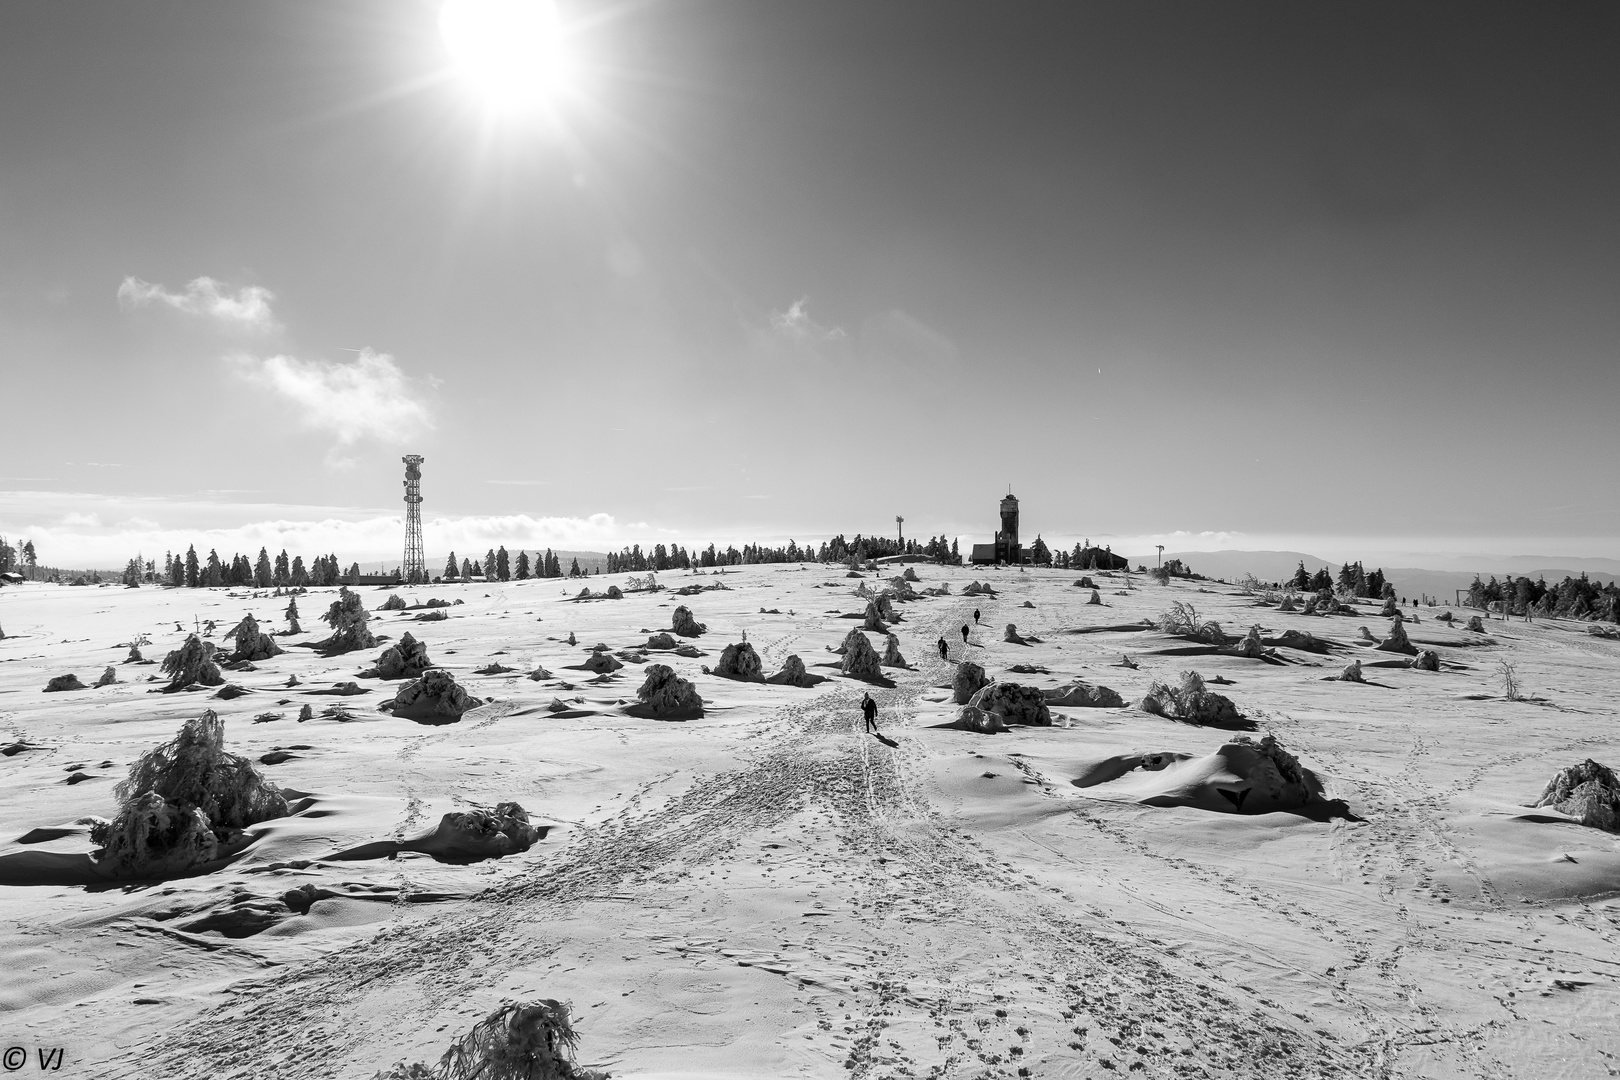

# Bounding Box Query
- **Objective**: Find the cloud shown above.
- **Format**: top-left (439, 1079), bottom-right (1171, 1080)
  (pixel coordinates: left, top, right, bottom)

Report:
top-left (0, 504), bottom-right (663, 567)
top-left (229, 348), bottom-right (433, 445)
top-left (118, 275), bottom-right (277, 332)
top-left (769, 297), bottom-right (845, 342)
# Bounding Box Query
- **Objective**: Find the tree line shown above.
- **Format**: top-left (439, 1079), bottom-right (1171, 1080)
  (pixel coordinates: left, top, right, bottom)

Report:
top-left (1467, 573), bottom-right (1620, 621)
top-left (601, 534), bottom-right (971, 573)
top-left (0, 536), bottom-right (38, 578)
top-left (1286, 561), bottom-right (1393, 599)
top-left (154, 547), bottom-right (352, 588)
top-left (442, 548), bottom-right (582, 581)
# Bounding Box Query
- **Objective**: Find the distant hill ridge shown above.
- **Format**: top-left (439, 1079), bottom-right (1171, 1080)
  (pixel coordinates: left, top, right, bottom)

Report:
top-left (1126, 549), bottom-right (1618, 604)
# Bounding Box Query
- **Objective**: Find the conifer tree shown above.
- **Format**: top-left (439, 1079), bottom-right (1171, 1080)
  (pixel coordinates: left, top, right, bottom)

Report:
top-left (496, 546), bottom-right (510, 581)
top-left (515, 550), bottom-right (530, 579)
top-left (444, 552), bottom-right (458, 579)
top-left (185, 545), bottom-right (200, 588)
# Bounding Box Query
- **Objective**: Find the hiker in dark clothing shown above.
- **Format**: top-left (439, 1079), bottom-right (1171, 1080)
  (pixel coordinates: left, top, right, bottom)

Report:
top-left (861, 692), bottom-right (879, 733)
top-left (937, 637), bottom-right (949, 662)
top-left (961, 624), bottom-right (970, 644)
top-left (974, 608), bottom-right (981, 625)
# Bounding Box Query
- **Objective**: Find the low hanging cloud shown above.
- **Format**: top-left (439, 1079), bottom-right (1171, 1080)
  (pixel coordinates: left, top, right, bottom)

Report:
top-left (229, 348), bottom-right (433, 445)
top-left (769, 297), bottom-right (845, 342)
top-left (117, 275), bottom-right (277, 332)
top-left (2, 498), bottom-right (662, 568)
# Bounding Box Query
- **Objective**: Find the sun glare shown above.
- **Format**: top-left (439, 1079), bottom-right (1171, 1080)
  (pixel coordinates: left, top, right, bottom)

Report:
top-left (439, 0), bottom-right (574, 113)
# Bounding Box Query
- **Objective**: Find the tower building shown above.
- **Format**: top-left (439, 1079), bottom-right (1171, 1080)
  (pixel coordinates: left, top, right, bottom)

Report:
top-left (995, 492), bottom-right (1021, 564)
top-left (402, 455), bottom-right (425, 584)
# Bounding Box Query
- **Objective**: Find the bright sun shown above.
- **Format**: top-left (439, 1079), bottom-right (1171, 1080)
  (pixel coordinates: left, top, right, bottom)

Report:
top-left (439, 0), bottom-right (574, 113)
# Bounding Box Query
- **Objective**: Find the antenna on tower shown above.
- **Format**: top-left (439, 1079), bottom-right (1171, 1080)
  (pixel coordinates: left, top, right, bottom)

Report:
top-left (402, 455), bottom-right (425, 584)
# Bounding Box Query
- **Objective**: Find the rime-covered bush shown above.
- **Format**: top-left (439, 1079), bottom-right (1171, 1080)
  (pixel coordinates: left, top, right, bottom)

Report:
top-left (90, 710), bottom-right (287, 877)
top-left (1533, 760), bottom-right (1620, 832)
top-left (366, 631), bottom-right (435, 680)
top-left (972, 683), bottom-right (1051, 726)
top-left (226, 614), bottom-right (282, 662)
top-left (1141, 670), bottom-right (1248, 728)
top-left (390, 669), bottom-right (479, 723)
top-left (671, 605), bottom-right (706, 638)
top-left (840, 629), bottom-right (882, 680)
top-left (316, 587), bottom-right (377, 655)
top-left (372, 998), bottom-right (605, 1080)
top-left (766, 654), bottom-right (821, 687)
top-left (713, 641), bottom-right (764, 680)
top-left (952, 661), bottom-right (989, 704)
top-left (636, 663), bottom-right (703, 715)
top-left (161, 634), bottom-right (224, 690)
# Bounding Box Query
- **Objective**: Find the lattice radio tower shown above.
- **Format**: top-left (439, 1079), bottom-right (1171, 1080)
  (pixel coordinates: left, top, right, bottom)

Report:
top-left (402, 455), bottom-right (426, 584)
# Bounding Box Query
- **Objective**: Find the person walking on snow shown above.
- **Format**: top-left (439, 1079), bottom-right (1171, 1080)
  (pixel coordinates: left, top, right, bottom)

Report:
top-left (974, 608), bottom-right (981, 625)
top-left (936, 636), bottom-right (949, 662)
top-left (861, 692), bottom-right (879, 734)
top-left (961, 623), bottom-right (970, 645)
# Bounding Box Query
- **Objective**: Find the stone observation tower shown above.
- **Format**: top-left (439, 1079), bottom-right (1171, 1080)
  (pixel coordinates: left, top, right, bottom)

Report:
top-left (402, 454), bottom-right (426, 584)
top-left (995, 491), bottom-right (1021, 564)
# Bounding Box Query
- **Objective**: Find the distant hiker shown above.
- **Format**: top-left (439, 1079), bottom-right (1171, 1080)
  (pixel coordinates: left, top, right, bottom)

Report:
top-left (937, 636), bottom-right (949, 662)
top-left (861, 692), bottom-right (879, 734)
top-left (961, 624), bottom-right (970, 644)
top-left (973, 608), bottom-right (981, 625)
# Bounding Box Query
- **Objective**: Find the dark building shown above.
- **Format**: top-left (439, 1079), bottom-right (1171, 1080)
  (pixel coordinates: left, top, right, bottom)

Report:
top-left (970, 492), bottom-right (1025, 564)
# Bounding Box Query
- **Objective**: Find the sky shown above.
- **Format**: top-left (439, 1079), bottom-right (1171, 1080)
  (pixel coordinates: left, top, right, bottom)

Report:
top-left (2, 0), bottom-right (1618, 569)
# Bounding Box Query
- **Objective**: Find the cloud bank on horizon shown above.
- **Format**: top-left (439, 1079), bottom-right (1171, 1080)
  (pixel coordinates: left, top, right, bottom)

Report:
top-left (4, 483), bottom-right (1616, 572)
top-left (1, 500), bottom-right (658, 570)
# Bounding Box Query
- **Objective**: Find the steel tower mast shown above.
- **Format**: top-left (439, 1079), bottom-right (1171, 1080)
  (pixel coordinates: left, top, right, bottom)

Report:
top-left (402, 455), bottom-right (425, 584)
